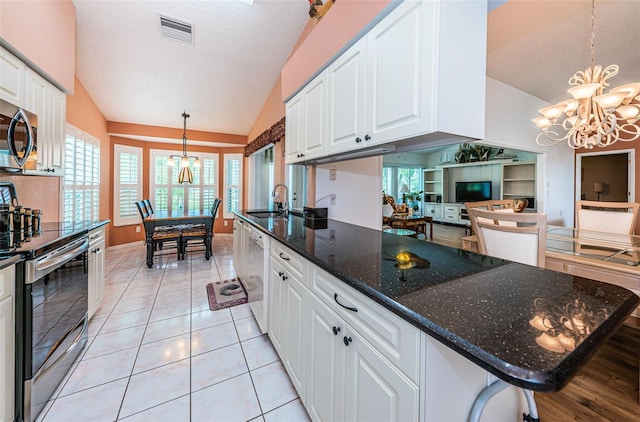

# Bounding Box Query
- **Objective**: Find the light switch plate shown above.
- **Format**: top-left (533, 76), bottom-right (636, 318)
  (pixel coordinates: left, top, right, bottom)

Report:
top-left (330, 168), bottom-right (336, 180)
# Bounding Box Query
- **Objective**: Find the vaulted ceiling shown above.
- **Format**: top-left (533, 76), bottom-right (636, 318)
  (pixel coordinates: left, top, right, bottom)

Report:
top-left (73, 0), bottom-right (640, 143)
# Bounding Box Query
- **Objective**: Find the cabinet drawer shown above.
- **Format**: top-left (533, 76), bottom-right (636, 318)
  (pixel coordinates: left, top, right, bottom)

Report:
top-left (444, 214), bottom-right (457, 222)
top-left (0, 265), bottom-right (14, 302)
top-left (444, 206), bottom-right (458, 213)
top-left (89, 226), bottom-right (105, 247)
top-left (271, 241), bottom-right (306, 283)
top-left (310, 266), bottom-right (421, 384)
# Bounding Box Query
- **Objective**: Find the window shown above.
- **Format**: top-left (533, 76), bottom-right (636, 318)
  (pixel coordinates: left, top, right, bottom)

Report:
top-left (224, 153), bottom-right (242, 219)
top-left (63, 125), bottom-right (100, 226)
top-left (382, 166), bottom-right (423, 205)
top-left (150, 149), bottom-right (219, 214)
top-left (113, 144), bottom-right (142, 226)
top-left (248, 146), bottom-right (275, 209)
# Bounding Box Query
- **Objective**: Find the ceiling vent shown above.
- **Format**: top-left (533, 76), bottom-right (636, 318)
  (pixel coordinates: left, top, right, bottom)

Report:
top-left (159, 15), bottom-right (193, 45)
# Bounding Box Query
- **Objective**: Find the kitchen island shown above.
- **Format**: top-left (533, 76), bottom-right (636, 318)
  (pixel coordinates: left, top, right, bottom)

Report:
top-left (235, 211), bottom-right (639, 421)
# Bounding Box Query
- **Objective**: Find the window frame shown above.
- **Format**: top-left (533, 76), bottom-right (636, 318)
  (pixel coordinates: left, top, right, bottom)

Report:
top-left (223, 153), bottom-right (243, 219)
top-left (113, 144), bottom-right (143, 227)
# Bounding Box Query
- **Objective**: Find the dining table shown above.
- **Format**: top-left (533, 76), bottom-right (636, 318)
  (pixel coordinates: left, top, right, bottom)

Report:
top-left (143, 209), bottom-right (215, 267)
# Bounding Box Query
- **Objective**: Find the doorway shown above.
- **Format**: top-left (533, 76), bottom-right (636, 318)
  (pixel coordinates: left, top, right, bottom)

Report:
top-left (576, 149), bottom-right (635, 202)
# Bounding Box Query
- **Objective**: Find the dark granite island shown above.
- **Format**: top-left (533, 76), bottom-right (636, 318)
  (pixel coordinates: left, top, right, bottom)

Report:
top-left (235, 211), bottom-right (639, 421)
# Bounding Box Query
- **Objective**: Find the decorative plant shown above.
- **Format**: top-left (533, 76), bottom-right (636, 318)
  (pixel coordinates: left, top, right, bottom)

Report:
top-left (455, 143), bottom-right (494, 163)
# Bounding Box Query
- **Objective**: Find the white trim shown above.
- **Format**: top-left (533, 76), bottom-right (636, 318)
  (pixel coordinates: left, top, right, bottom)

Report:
top-left (113, 144), bottom-right (143, 227)
top-left (224, 153), bottom-right (243, 219)
top-left (575, 149), bottom-right (635, 205)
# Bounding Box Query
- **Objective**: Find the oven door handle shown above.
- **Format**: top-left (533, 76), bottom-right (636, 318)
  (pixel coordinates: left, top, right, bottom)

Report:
top-left (35, 315), bottom-right (87, 379)
top-left (35, 239), bottom-right (89, 273)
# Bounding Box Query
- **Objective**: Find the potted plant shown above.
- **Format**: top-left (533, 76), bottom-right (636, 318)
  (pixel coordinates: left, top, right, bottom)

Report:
top-left (406, 190), bottom-right (423, 212)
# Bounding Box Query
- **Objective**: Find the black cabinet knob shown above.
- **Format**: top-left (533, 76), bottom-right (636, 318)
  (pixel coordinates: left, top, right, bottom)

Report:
top-left (364, 134), bottom-right (371, 141)
top-left (278, 271), bottom-right (284, 277)
top-left (355, 137), bottom-right (362, 143)
top-left (343, 336), bottom-right (352, 346)
top-left (332, 326), bottom-right (341, 335)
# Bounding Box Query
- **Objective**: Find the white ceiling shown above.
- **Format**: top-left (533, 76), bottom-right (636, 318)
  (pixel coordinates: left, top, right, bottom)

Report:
top-left (73, 0), bottom-right (640, 143)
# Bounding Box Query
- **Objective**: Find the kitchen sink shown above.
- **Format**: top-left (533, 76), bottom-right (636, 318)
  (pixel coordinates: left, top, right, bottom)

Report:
top-left (246, 210), bottom-right (285, 219)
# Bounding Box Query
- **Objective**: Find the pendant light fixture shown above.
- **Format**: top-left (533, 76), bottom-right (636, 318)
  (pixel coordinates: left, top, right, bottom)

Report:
top-left (533, 0), bottom-right (640, 149)
top-left (167, 111), bottom-right (200, 184)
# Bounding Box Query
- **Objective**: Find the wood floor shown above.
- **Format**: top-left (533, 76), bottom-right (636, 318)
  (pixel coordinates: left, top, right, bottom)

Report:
top-left (428, 222), bottom-right (640, 421)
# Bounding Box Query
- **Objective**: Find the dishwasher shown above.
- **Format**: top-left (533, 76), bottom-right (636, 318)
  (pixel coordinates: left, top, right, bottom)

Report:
top-left (240, 227), bottom-right (270, 334)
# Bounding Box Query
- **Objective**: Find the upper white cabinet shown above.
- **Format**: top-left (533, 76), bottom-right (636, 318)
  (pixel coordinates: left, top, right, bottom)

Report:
top-left (285, 70), bottom-right (328, 164)
top-left (0, 47), bottom-right (26, 106)
top-left (25, 68), bottom-right (66, 174)
top-left (287, 0), bottom-right (487, 163)
top-left (1, 46), bottom-right (66, 175)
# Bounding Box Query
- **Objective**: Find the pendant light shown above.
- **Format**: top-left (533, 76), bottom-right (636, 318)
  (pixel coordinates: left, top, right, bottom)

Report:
top-left (167, 111), bottom-right (200, 183)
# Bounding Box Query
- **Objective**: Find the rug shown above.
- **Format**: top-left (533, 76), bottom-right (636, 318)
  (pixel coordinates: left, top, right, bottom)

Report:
top-left (206, 278), bottom-right (248, 311)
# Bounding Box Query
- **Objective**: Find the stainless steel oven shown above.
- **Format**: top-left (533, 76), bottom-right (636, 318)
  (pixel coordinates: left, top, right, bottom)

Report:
top-left (16, 234), bottom-right (89, 421)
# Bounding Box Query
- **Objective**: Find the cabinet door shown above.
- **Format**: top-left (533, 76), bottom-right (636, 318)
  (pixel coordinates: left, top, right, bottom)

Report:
top-left (344, 328), bottom-right (419, 422)
top-left (0, 47), bottom-right (25, 106)
top-left (366, 0), bottom-right (433, 145)
top-left (306, 295), bottom-right (346, 422)
top-left (48, 87), bottom-right (66, 173)
top-left (302, 71), bottom-right (328, 160)
top-left (88, 235), bottom-right (105, 320)
top-left (0, 265), bottom-right (14, 422)
top-left (25, 69), bottom-right (49, 170)
top-left (232, 219), bottom-right (243, 274)
top-left (284, 91), bottom-right (304, 164)
top-left (268, 259), bottom-right (287, 356)
top-left (326, 38), bottom-right (367, 155)
top-left (283, 274), bottom-right (307, 400)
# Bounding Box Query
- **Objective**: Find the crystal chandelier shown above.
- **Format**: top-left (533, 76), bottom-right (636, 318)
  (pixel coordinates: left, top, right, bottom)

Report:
top-left (533, 0), bottom-right (640, 149)
top-left (167, 111), bottom-right (200, 183)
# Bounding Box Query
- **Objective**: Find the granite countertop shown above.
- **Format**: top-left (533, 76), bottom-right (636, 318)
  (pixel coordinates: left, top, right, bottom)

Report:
top-left (0, 220), bottom-right (109, 258)
top-left (235, 211), bottom-right (639, 392)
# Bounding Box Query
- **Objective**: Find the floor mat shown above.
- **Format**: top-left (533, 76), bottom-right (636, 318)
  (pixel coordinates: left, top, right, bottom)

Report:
top-left (206, 279), bottom-right (247, 311)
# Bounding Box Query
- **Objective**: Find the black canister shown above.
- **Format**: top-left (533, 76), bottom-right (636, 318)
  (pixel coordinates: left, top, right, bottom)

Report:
top-left (12, 205), bottom-right (23, 232)
top-left (32, 209), bottom-right (42, 233)
top-left (23, 208), bottom-right (32, 233)
top-left (0, 204), bottom-right (12, 232)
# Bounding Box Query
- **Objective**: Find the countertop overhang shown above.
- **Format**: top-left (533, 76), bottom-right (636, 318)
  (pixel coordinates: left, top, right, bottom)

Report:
top-left (235, 210), bottom-right (639, 392)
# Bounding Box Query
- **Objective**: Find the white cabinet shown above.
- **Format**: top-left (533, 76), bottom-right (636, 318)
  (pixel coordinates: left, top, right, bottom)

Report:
top-left (285, 70), bottom-right (328, 164)
top-left (326, 37), bottom-right (367, 155)
top-left (501, 162), bottom-right (536, 210)
top-left (232, 217), bottom-right (245, 278)
top-left (0, 264), bottom-right (15, 422)
top-left (88, 226), bottom-right (106, 319)
top-left (269, 244), bottom-right (308, 400)
top-left (25, 68), bottom-right (66, 174)
top-left (443, 203), bottom-right (463, 224)
top-left (423, 203), bottom-right (443, 221)
top-left (305, 266), bottom-right (420, 422)
top-left (0, 46), bottom-right (26, 106)
top-left (286, 0), bottom-right (487, 163)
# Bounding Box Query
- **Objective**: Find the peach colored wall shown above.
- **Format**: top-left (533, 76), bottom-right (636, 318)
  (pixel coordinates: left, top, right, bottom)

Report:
top-left (109, 135), bottom-right (245, 246)
top-left (66, 77), bottom-right (111, 244)
top-left (0, 174), bottom-right (60, 221)
top-left (0, 0), bottom-right (75, 92)
top-left (281, 0), bottom-right (391, 100)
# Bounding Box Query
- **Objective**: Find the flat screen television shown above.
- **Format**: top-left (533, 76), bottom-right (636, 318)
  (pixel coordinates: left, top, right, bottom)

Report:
top-left (455, 181), bottom-right (492, 203)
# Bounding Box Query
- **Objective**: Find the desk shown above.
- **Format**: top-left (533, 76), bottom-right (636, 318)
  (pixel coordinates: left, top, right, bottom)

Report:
top-left (385, 214), bottom-right (433, 239)
top-left (143, 210), bottom-right (214, 267)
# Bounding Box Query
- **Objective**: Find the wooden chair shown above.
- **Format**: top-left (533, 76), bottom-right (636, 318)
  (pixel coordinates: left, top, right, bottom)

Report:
top-left (136, 200), bottom-right (182, 261)
top-left (467, 208), bottom-right (547, 267)
top-left (180, 198), bottom-right (222, 260)
top-left (576, 200), bottom-right (639, 235)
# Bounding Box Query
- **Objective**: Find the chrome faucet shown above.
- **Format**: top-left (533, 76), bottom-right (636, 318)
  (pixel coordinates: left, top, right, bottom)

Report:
top-left (272, 183), bottom-right (289, 215)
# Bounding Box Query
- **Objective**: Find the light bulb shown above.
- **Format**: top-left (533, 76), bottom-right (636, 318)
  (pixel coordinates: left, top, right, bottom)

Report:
top-left (180, 156), bottom-right (189, 168)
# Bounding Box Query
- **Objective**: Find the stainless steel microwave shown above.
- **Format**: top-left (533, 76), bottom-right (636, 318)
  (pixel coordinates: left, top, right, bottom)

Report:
top-left (0, 99), bottom-right (37, 171)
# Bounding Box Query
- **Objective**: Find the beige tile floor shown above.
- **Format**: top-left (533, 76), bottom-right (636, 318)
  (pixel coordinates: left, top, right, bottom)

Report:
top-left (37, 234), bottom-right (309, 422)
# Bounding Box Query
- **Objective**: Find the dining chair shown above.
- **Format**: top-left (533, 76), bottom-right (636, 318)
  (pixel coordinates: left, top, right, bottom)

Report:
top-left (179, 198), bottom-right (222, 260)
top-left (576, 200), bottom-right (639, 235)
top-left (467, 208), bottom-right (547, 267)
top-left (136, 200), bottom-right (182, 260)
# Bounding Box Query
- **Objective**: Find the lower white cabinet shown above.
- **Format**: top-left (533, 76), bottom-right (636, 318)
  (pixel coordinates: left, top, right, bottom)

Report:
top-left (88, 226), bottom-right (105, 319)
top-left (268, 258), bottom-right (307, 400)
top-left (0, 264), bottom-right (15, 422)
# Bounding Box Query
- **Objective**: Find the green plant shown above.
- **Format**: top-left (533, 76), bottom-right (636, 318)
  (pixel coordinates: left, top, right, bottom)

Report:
top-left (406, 191), bottom-right (423, 202)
